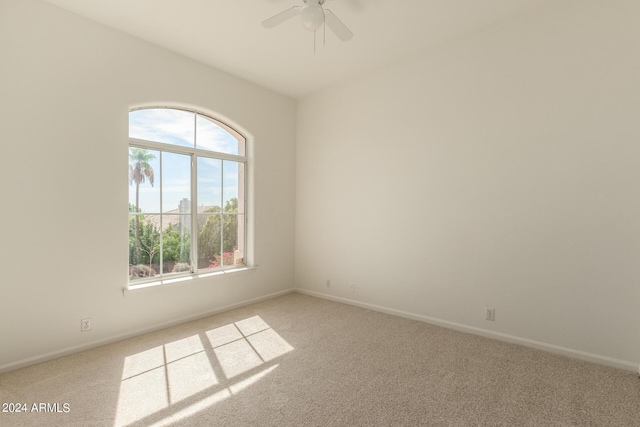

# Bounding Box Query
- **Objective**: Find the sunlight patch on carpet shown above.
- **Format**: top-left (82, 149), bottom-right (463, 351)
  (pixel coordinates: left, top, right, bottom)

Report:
top-left (114, 316), bottom-right (293, 427)
top-left (147, 365), bottom-right (280, 427)
top-left (247, 328), bottom-right (295, 362)
top-left (214, 339), bottom-right (264, 379)
top-left (166, 352), bottom-right (218, 403)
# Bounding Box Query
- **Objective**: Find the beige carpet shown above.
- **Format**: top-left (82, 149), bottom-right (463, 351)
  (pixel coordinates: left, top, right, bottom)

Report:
top-left (1, 293), bottom-right (639, 426)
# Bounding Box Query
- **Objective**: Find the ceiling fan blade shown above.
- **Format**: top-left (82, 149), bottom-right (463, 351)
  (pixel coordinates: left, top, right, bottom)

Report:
top-left (262, 6), bottom-right (302, 28)
top-left (324, 9), bottom-right (353, 41)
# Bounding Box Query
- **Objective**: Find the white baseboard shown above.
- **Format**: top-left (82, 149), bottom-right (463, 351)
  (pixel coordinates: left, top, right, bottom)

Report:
top-left (0, 288), bottom-right (295, 374)
top-left (294, 288), bottom-right (638, 373)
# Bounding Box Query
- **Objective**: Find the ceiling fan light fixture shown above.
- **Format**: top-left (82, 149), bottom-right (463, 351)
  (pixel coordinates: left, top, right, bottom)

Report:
top-left (300, 2), bottom-right (324, 31)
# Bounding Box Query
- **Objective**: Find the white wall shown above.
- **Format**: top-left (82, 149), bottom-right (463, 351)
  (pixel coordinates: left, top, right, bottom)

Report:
top-left (0, 0), bottom-right (296, 370)
top-left (296, 0), bottom-right (640, 369)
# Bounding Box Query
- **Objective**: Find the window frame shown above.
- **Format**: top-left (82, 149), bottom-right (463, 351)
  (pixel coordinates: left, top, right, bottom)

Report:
top-left (127, 107), bottom-right (248, 288)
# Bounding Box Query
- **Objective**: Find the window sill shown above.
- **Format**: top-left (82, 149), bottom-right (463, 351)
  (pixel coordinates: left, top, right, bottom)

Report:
top-left (122, 265), bottom-right (258, 296)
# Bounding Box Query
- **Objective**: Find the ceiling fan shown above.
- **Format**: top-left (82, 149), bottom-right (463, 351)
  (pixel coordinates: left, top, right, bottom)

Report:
top-left (262, 0), bottom-right (353, 42)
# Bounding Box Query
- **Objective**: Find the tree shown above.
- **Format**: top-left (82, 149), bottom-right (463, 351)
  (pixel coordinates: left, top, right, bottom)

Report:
top-left (128, 215), bottom-right (160, 267)
top-left (163, 223), bottom-right (190, 263)
top-left (129, 148), bottom-right (155, 264)
top-left (138, 220), bottom-right (160, 268)
top-left (198, 206), bottom-right (222, 267)
top-left (198, 198), bottom-right (239, 268)
top-left (222, 198), bottom-right (239, 254)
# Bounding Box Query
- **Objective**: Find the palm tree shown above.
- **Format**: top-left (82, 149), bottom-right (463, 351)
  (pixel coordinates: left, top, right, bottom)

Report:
top-left (129, 148), bottom-right (155, 265)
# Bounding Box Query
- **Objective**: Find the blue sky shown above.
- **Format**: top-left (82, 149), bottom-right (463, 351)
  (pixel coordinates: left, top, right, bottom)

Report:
top-left (128, 109), bottom-right (243, 214)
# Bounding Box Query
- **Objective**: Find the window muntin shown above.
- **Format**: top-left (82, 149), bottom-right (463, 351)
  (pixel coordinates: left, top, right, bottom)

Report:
top-left (128, 108), bottom-right (246, 283)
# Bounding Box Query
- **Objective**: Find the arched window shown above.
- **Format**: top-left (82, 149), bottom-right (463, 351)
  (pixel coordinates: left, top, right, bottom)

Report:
top-left (128, 107), bottom-right (247, 284)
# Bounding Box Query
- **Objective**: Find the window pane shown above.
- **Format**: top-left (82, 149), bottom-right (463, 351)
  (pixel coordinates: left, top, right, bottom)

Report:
top-left (223, 214), bottom-right (244, 266)
top-left (162, 152), bottom-right (191, 214)
top-left (130, 108), bottom-right (195, 148)
top-left (129, 213), bottom-right (160, 280)
top-left (196, 115), bottom-right (242, 155)
top-left (197, 157), bottom-right (222, 210)
top-left (129, 148), bottom-right (160, 213)
top-left (162, 215), bottom-right (191, 275)
top-left (223, 161), bottom-right (244, 214)
top-left (197, 213), bottom-right (221, 269)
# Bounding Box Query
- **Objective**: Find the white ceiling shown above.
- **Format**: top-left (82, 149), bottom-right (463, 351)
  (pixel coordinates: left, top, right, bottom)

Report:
top-left (44, 0), bottom-right (560, 99)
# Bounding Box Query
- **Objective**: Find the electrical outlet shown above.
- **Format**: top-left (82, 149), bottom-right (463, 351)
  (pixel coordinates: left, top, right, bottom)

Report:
top-left (326, 279), bottom-right (331, 288)
top-left (485, 308), bottom-right (495, 322)
top-left (81, 318), bottom-right (92, 332)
